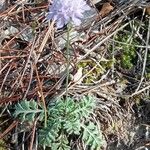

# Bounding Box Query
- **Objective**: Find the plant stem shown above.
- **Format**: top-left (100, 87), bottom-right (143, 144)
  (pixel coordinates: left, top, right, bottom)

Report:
top-left (65, 24), bottom-right (71, 95)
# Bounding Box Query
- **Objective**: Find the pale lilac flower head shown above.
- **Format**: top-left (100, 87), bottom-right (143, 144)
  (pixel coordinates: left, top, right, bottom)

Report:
top-left (47, 0), bottom-right (91, 29)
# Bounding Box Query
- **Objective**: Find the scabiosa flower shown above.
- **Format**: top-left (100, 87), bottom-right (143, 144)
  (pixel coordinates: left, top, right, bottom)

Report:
top-left (47, 0), bottom-right (91, 29)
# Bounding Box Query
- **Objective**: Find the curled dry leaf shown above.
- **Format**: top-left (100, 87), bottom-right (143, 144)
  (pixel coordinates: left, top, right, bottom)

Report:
top-left (98, 2), bottom-right (114, 19)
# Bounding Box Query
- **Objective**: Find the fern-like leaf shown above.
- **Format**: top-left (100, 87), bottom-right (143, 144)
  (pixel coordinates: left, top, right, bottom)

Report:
top-left (39, 120), bottom-right (61, 148)
top-left (63, 119), bottom-right (81, 135)
top-left (82, 122), bottom-right (103, 150)
top-left (51, 134), bottom-right (71, 150)
top-left (74, 96), bottom-right (95, 119)
top-left (14, 100), bottom-right (44, 122)
top-left (14, 96), bottom-right (105, 150)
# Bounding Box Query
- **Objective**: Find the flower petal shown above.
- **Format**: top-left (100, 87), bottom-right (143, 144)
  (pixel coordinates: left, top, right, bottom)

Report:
top-left (47, 0), bottom-right (91, 29)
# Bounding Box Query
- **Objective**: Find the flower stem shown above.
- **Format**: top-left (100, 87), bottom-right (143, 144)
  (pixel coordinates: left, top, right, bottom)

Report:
top-left (65, 25), bottom-right (71, 95)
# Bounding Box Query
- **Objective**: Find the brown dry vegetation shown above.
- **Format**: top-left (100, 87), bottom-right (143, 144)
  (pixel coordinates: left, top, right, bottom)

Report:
top-left (0, 0), bottom-right (150, 150)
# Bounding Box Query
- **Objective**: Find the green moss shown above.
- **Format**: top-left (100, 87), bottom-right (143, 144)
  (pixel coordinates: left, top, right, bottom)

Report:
top-left (111, 18), bottom-right (150, 71)
top-left (77, 59), bottom-right (114, 83)
top-left (0, 140), bottom-right (6, 150)
top-left (117, 34), bottom-right (138, 69)
top-left (110, 25), bottom-right (140, 70)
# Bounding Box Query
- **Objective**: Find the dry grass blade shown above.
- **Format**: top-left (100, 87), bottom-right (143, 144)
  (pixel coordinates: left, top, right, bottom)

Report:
top-left (0, 121), bottom-right (18, 139)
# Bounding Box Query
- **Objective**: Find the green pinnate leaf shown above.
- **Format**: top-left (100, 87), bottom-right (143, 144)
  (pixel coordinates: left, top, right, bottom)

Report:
top-left (74, 96), bottom-right (95, 118)
top-left (63, 119), bottom-right (81, 135)
top-left (82, 122), bottom-right (103, 150)
top-left (39, 120), bottom-right (61, 148)
top-left (14, 96), bottom-right (105, 149)
top-left (51, 134), bottom-right (71, 150)
top-left (14, 99), bottom-right (44, 122)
